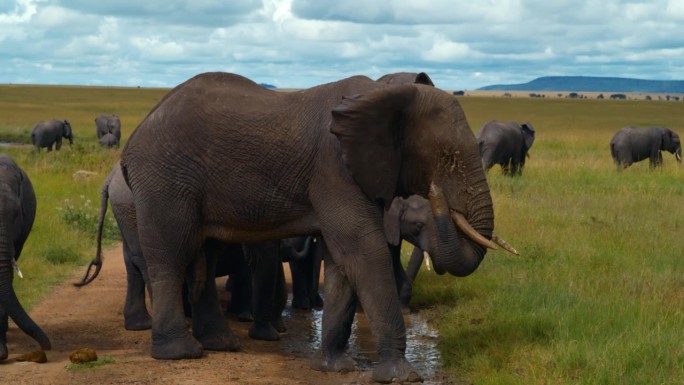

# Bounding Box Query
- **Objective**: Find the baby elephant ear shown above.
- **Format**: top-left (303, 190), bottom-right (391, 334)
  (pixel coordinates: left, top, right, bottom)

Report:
top-left (331, 85), bottom-right (418, 208)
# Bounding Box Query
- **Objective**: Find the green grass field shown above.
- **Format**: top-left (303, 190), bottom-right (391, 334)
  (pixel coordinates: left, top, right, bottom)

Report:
top-left (1, 85), bottom-right (683, 384)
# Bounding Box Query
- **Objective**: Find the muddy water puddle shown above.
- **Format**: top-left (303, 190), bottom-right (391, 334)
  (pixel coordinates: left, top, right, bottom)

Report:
top-left (275, 306), bottom-right (443, 380)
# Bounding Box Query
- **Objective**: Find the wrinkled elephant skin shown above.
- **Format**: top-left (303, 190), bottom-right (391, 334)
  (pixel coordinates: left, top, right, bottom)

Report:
top-left (120, 72), bottom-right (495, 383)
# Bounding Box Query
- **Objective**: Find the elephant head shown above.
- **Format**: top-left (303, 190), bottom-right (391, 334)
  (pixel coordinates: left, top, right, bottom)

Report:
top-left (331, 84), bottom-right (498, 276)
top-left (662, 129), bottom-right (682, 162)
top-left (63, 120), bottom-right (73, 145)
top-left (0, 155), bottom-right (50, 360)
top-left (520, 121), bottom-right (536, 159)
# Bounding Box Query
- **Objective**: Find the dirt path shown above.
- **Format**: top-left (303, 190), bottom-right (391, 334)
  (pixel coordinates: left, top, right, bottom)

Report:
top-left (1, 246), bottom-right (453, 384)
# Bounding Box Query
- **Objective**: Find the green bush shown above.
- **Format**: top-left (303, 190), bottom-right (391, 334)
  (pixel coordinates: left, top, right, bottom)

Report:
top-left (60, 195), bottom-right (120, 241)
top-left (43, 247), bottom-right (81, 265)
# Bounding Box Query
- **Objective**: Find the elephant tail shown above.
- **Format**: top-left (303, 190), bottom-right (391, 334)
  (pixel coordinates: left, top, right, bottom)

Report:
top-left (74, 168), bottom-right (115, 287)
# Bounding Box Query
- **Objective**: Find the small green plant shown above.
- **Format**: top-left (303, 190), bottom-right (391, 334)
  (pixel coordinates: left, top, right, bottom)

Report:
top-left (65, 355), bottom-right (115, 371)
top-left (43, 247), bottom-right (81, 265)
top-left (60, 195), bottom-right (120, 241)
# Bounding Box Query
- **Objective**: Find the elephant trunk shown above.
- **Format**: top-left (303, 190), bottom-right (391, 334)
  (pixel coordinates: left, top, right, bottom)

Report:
top-left (426, 153), bottom-right (495, 277)
top-left (0, 251), bottom-right (51, 350)
top-left (290, 236), bottom-right (313, 260)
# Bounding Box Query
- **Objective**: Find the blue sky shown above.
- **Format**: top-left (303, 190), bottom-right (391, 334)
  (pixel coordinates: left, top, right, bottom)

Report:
top-left (2, 0), bottom-right (683, 90)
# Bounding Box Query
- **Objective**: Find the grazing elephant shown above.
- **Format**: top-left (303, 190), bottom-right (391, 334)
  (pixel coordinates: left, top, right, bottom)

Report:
top-left (610, 126), bottom-right (682, 169)
top-left (476, 120), bottom-right (536, 176)
top-left (95, 113), bottom-right (122, 147)
top-left (30, 119), bottom-right (73, 152)
top-left (99, 133), bottom-right (119, 148)
top-left (119, 72), bottom-right (513, 383)
top-left (376, 71), bottom-right (435, 86)
top-left (0, 154), bottom-right (51, 360)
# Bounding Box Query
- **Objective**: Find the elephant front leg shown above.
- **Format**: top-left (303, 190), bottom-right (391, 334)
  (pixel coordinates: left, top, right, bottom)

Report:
top-left (310, 255), bottom-right (358, 373)
top-left (314, 238), bottom-right (422, 383)
top-left (244, 241), bottom-right (284, 341)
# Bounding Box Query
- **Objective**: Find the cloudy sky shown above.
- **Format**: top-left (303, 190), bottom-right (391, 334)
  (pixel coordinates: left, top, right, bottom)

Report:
top-left (2, 0), bottom-right (683, 90)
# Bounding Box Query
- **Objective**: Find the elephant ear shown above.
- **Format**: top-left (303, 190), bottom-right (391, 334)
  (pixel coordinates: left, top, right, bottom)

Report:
top-left (521, 121), bottom-right (536, 150)
top-left (383, 198), bottom-right (404, 245)
top-left (414, 72), bottom-right (435, 86)
top-left (331, 85), bottom-right (418, 208)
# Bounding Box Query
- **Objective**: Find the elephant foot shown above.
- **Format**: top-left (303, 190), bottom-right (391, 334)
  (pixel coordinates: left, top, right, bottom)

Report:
top-left (198, 330), bottom-right (240, 352)
top-left (124, 314), bottom-right (152, 331)
top-left (248, 322), bottom-right (280, 341)
top-left (372, 357), bottom-right (423, 384)
top-left (312, 294), bottom-right (324, 310)
top-left (151, 333), bottom-right (204, 360)
top-left (271, 317), bottom-right (286, 333)
top-left (310, 349), bottom-right (357, 373)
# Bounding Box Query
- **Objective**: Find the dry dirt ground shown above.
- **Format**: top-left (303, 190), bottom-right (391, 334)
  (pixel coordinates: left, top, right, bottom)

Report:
top-left (1, 246), bottom-right (455, 385)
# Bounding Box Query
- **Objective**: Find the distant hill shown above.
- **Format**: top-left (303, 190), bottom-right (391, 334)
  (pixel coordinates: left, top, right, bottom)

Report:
top-left (477, 76), bottom-right (684, 93)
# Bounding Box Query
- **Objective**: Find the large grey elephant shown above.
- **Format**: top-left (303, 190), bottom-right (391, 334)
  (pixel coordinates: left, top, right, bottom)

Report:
top-left (376, 71), bottom-right (435, 86)
top-left (119, 72), bottom-right (512, 382)
top-left (476, 120), bottom-right (536, 176)
top-left (0, 154), bottom-right (51, 360)
top-left (610, 126), bottom-right (682, 169)
top-left (30, 119), bottom-right (73, 152)
top-left (95, 113), bottom-right (121, 147)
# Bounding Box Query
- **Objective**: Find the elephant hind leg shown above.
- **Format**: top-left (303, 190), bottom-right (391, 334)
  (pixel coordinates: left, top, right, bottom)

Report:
top-left (190, 251), bottom-right (239, 352)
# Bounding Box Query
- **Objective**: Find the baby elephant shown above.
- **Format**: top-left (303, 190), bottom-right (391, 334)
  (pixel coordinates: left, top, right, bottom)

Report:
top-left (610, 126), bottom-right (682, 170)
top-left (476, 120), bottom-right (536, 176)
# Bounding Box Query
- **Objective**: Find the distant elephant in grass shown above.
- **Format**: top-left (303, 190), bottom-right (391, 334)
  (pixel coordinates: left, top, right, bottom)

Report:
top-left (376, 71), bottom-right (435, 86)
top-left (30, 119), bottom-right (73, 152)
top-left (0, 154), bottom-right (51, 360)
top-left (610, 126), bottom-right (682, 170)
top-left (119, 72), bottom-right (516, 382)
top-left (95, 113), bottom-right (121, 147)
top-left (476, 120), bottom-right (536, 176)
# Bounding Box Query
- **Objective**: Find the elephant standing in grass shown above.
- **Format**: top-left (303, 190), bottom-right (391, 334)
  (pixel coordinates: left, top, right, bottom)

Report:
top-left (476, 120), bottom-right (536, 176)
top-left (119, 72), bottom-right (514, 382)
top-left (95, 113), bottom-right (121, 148)
top-left (610, 126), bottom-right (682, 170)
top-left (0, 154), bottom-right (51, 360)
top-left (31, 119), bottom-right (73, 151)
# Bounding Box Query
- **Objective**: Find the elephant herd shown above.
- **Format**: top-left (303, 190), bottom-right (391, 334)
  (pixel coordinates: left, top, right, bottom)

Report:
top-left (30, 113), bottom-right (121, 151)
top-left (3, 69), bottom-right (679, 383)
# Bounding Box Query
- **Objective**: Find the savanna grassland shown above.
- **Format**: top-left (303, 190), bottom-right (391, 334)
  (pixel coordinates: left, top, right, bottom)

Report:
top-left (1, 84), bottom-right (683, 385)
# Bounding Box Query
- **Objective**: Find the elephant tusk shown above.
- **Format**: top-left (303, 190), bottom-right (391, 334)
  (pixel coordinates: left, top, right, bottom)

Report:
top-left (450, 210), bottom-right (497, 251)
top-left (423, 250), bottom-right (432, 271)
top-left (492, 233), bottom-right (519, 255)
top-left (12, 257), bottom-right (23, 279)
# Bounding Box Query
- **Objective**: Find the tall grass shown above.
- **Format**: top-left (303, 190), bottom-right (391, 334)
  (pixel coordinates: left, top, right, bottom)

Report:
top-left (410, 96), bottom-right (684, 384)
